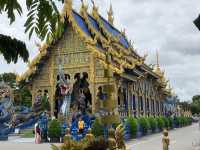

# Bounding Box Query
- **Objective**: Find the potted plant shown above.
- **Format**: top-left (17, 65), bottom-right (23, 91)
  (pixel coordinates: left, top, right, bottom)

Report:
top-left (48, 119), bottom-right (61, 142)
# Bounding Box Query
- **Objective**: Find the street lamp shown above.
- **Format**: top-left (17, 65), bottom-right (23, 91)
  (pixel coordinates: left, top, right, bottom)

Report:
top-left (194, 14), bottom-right (200, 31)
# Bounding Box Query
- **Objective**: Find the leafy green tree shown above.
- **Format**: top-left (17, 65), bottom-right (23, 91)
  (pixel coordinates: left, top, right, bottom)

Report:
top-left (189, 95), bottom-right (200, 114)
top-left (0, 72), bottom-right (32, 107)
top-left (19, 86), bottom-right (32, 107)
top-left (192, 95), bottom-right (200, 103)
top-left (0, 72), bottom-right (16, 88)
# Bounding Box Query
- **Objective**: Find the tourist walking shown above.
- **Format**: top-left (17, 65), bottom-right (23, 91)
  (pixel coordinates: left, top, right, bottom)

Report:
top-left (35, 123), bottom-right (41, 144)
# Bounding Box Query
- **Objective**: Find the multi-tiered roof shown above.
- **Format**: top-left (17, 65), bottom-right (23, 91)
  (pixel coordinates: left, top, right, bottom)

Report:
top-left (17, 0), bottom-right (171, 96)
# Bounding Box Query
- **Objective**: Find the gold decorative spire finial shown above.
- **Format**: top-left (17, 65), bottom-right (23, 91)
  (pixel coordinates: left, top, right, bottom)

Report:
top-left (91, 0), bottom-right (98, 18)
top-left (154, 50), bottom-right (163, 77)
top-left (156, 50), bottom-right (160, 69)
top-left (80, 0), bottom-right (88, 16)
top-left (108, 3), bottom-right (114, 25)
top-left (61, 0), bottom-right (72, 22)
top-left (121, 28), bottom-right (126, 36)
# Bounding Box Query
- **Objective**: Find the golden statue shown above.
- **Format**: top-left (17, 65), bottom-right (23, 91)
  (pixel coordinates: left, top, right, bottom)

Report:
top-left (108, 128), bottom-right (117, 150)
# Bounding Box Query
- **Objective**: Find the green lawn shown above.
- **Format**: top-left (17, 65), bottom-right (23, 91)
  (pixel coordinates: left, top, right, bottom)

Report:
top-left (21, 129), bottom-right (35, 138)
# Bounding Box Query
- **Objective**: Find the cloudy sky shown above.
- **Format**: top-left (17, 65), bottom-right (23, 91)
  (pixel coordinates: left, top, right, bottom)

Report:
top-left (0, 0), bottom-right (200, 101)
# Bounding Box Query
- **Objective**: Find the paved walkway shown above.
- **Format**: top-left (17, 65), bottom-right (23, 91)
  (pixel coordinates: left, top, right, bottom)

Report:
top-left (0, 136), bottom-right (52, 150)
top-left (1, 123), bottom-right (200, 150)
top-left (126, 123), bottom-right (200, 150)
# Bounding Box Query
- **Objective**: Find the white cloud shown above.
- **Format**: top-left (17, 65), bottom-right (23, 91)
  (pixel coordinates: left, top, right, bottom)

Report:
top-left (0, 0), bottom-right (200, 101)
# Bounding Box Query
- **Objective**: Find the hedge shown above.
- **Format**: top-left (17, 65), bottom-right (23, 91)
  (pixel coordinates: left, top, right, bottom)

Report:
top-left (156, 117), bottom-right (165, 130)
top-left (162, 117), bottom-right (170, 129)
top-left (137, 117), bottom-right (150, 134)
top-left (147, 117), bottom-right (157, 132)
top-left (123, 116), bottom-right (192, 140)
top-left (126, 117), bottom-right (137, 138)
top-left (168, 117), bottom-right (173, 129)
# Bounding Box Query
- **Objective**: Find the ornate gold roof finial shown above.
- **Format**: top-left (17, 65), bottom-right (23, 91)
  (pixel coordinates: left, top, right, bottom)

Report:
top-left (91, 0), bottom-right (98, 19)
top-left (61, 0), bottom-right (73, 21)
top-left (108, 3), bottom-right (114, 25)
top-left (156, 50), bottom-right (160, 69)
top-left (121, 28), bottom-right (126, 36)
top-left (155, 50), bottom-right (162, 76)
top-left (80, 0), bottom-right (88, 16)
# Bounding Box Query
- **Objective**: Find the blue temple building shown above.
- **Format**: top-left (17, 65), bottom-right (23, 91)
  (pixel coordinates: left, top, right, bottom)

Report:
top-left (17, 1), bottom-right (174, 120)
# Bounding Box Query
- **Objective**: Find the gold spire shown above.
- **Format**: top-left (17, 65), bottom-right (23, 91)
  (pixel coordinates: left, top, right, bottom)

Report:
top-left (108, 4), bottom-right (114, 25)
top-left (61, 0), bottom-right (72, 22)
top-left (92, 0), bottom-right (98, 18)
top-left (156, 50), bottom-right (160, 69)
top-left (155, 50), bottom-right (163, 76)
top-left (80, 0), bottom-right (88, 16)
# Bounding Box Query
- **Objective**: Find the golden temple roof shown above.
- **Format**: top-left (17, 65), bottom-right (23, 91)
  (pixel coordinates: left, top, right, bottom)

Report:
top-left (17, 0), bottom-right (174, 96)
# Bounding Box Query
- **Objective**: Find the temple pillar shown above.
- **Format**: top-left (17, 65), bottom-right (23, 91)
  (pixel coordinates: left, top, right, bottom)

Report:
top-left (142, 96), bottom-right (146, 116)
top-left (89, 53), bottom-right (96, 113)
top-left (49, 57), bottom-right (55, 117)
top-left (159, 101), bottom-right (161, 115)
top-left (132, 94), bottom-right (136, 117)
top-left (152, 99), bottom-right (156, 116)
top-left (151, 99), bottom-right (153, 116)
top-left (135, 94), bottom-right (139, 117)
top-left (128, 83), bottom-right (132, 117)
top-left (156, 100), bottom-right (159, 116)
top-left (149, 98), bottom-right (152, 116)
top-left (31, 88), bottom-right (35, 107)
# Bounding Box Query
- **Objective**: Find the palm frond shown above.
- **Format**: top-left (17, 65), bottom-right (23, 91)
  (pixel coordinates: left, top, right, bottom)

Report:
top-left (0, 34), bottom-right (29, 64)
top-left (0, 0), bottom-right (22, 24)
top-left (24, 0), bottom-right (64, 42)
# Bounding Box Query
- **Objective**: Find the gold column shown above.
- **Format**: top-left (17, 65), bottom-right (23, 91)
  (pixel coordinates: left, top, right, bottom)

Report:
top-left (49, 56), bottom-right (55, 117)
top-left (101, 54), bottom-right (120, 125)
top-left (128, 83), bottom-right (132, 117)
top-left (89, 53), bottom-right (96, 113)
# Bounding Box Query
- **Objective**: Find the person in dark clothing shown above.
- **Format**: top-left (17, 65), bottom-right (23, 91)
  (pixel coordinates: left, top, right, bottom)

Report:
top-left (71, 73), bottom-right (81, 107)
top-left (80, 72), bottom-right (92, 108)
top-left (41, 90), bottom-right (50, 112)
top-left (54, 75), bottom-right (62, 118)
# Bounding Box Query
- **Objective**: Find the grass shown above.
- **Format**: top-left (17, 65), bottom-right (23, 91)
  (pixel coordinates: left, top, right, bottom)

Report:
top-left (21, 129), bottom-right (35, 138)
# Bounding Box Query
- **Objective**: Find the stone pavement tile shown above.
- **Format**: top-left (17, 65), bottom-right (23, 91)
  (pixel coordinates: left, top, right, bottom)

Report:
top-left (0, 143), bottom-right (52, 150)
